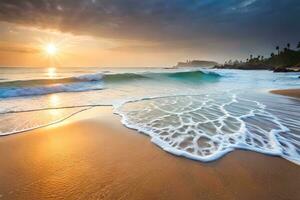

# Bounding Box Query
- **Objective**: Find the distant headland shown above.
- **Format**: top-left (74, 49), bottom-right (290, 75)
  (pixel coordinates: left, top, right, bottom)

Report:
top-left (215, 41), bottom-right (300, 72)
top-left (174, 60), bottom-right (218, 68)
top-left (173, 42), bottom-right (300, 73)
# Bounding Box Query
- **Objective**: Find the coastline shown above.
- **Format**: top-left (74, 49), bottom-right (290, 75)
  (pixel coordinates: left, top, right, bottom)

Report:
top-left (270, 88), bottom-right (300, 99)
top-left (0, 107), bottom-right (299, 200)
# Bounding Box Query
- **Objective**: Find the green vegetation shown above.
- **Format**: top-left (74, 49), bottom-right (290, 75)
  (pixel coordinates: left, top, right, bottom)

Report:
top-left (218, 42), bottom-right (300, 72)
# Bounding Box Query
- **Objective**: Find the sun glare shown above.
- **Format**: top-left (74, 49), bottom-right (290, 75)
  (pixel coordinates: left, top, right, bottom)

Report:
top-left (45, 43), bottom-right (57, 55)
top-left (47, 67), bottom-right (57, 78)
top-left (49, 94), bottom-right (60, 107)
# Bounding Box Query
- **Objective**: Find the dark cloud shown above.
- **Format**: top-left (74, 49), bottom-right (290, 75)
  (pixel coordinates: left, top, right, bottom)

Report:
top-left (0, 0), bottom-right (299, 57)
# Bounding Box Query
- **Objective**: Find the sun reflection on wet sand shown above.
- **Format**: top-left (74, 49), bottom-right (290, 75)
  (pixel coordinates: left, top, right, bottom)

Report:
top-left (49, 94), bottom-right (60, 107)
top-left (48, 109), bottom-right (62, 117)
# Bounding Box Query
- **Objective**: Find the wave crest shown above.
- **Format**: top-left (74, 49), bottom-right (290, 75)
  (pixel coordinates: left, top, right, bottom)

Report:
top-left (0, 70), bottom-right (222, 98)
top-left (0, 73), bottom-right (104, 98)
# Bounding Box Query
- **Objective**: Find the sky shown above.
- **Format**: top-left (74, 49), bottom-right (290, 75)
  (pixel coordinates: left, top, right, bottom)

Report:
top-left (0, 0), bottom-right (299, 67)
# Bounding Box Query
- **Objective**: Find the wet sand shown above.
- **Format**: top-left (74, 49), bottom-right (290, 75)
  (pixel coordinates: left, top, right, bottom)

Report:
top-left (271, 88), bottom-right (300, 99)
top-left (0, 107), bottom-right (299, 200)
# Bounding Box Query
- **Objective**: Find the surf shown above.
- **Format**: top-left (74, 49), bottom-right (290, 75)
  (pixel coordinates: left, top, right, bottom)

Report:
top-left (0, 70), bottom-right (221, 98)
top-left (0, 67), bottom-right (299, 166)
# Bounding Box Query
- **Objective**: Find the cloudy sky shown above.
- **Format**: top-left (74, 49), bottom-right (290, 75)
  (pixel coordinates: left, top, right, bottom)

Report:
top-left (0, 0), bottom-right (299, 67)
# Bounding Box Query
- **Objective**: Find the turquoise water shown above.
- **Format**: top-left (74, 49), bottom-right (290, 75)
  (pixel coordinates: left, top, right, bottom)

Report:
top-left (0, 67), bottom-right (299, 164)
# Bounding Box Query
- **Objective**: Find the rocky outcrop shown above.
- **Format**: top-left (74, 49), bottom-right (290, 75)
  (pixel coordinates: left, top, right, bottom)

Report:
top-left (273, 67), bottom-right (300, 73)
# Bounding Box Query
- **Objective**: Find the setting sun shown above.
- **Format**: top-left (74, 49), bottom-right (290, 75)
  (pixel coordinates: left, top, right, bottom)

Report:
top-left (45, 43), bottom-right (57, 55)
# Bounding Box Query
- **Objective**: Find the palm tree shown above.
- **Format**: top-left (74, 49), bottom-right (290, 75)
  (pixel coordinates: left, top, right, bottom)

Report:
top-left (261, 56), bottom-right (264, 60)
top-left (287, 43), bottom-right (290, 49)
top-left (250, 54), bottom-right (253, 60)
top-left (271, 52), bottom-right (275, 57)
top-left (276, 46), bottom-right (280, 55)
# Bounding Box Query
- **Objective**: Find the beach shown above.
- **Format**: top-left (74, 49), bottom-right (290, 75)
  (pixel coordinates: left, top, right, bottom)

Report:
top-left (0, 107), bottom-right (299, 200)
top-left (1, 1), bottom-right (300, 199)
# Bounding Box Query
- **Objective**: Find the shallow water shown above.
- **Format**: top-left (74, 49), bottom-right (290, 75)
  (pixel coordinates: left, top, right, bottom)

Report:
top-left (0, 67), bottom-right (299, 164)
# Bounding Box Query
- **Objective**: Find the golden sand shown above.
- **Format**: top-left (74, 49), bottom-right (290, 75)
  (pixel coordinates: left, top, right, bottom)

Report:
top-left (0, 107), bottom-right (299, 200)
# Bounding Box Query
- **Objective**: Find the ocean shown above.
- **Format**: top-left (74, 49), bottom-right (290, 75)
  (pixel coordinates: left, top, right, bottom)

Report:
top-left (0, 67), bottom-right (299, 165)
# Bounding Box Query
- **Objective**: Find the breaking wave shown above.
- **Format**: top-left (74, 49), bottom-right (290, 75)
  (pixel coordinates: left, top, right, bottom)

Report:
top-left (0, 70), bottom-right (221, 98)
top-left (0, 73), bottom-right (104, 98)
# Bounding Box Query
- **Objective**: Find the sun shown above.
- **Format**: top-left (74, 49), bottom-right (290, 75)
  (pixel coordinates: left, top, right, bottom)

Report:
top-left (45, 43), bottom-right (58, 55)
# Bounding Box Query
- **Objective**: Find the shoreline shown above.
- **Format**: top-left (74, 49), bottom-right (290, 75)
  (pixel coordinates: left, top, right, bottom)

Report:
top-left (0, 107), bottom-right (299, 199)
top-left (270, 88), bottom-right (300, 99)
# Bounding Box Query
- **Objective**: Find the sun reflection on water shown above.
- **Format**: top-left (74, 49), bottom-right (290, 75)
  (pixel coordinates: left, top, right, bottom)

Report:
top-left (47, 67), bottom-right (57, 78)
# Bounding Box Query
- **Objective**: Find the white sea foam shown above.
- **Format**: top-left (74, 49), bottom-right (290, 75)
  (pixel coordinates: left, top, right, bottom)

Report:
top-left (74, 73), bottom-right (104, 81)
top-left (115, 93), bottom-right (300, 165)
top-left (0, 107), bottom-right (90, 136)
